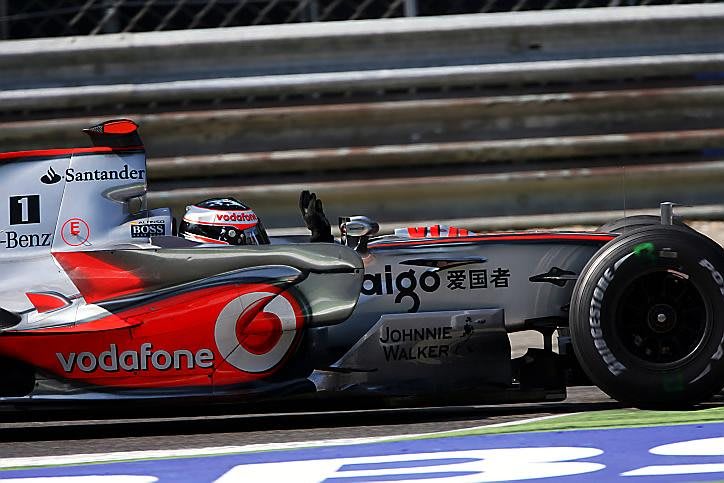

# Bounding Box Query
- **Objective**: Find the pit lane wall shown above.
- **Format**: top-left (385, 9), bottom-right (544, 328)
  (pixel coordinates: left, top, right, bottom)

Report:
top-left (1, 4), bottom-right (723, 228)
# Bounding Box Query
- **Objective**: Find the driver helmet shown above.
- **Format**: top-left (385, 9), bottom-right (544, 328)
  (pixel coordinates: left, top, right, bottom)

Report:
top-left (179, 198), bottom-right (270, 245)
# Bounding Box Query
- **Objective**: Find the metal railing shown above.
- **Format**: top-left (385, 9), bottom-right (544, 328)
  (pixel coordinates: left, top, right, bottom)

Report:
top-left (1, 0), bottom-right (719, 40)
top-left (3, 53), bottom-right (724, 116)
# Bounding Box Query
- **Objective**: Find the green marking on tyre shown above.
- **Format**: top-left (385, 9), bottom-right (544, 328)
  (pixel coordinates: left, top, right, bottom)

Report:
top-left (633, 242), bottom-right (655, 258)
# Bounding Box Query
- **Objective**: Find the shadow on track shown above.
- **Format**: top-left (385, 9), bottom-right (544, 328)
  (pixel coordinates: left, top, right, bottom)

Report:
top-left (2, 389), bottom-right (722, 445)
top-left (2, 389), bottom-right (722, 461)
top-left (0, 393), bottom-right (624, 443)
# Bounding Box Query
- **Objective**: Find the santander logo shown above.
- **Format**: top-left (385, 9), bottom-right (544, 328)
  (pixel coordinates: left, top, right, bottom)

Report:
top-left (214, 290), bottom-right (303, 373)
top-left (215, 211), bottom-right (257, 223)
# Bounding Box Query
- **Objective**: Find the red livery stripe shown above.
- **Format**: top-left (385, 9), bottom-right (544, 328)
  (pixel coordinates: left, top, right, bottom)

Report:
top-left (407, 227), bottom-right (427, 238)
top-left (372, 232), bottom-right (615, 248)
top-left (53, 252), bottom-right (146, 304)
top-left (0, 146), bottom-right (144, 161)
top-left (25, 292), bottom-right (70, 313)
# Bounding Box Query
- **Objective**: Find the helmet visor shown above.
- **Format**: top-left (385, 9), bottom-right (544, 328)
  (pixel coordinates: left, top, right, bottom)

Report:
top-left (179, 220), bottom-right (269, 245)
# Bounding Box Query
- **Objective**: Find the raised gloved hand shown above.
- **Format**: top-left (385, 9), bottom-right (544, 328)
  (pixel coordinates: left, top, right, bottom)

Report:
top-left (299, 190), bottom-right (334, 243)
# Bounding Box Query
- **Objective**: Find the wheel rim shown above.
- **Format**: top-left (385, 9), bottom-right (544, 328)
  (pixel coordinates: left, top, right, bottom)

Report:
top-left (615, 270), bottom-right (709, 366)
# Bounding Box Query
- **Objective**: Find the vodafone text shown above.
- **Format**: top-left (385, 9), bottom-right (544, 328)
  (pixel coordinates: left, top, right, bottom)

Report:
top-left (215, 212), bottom-right (258, 223)
top-left (56, 343), bottom-right (214, 373)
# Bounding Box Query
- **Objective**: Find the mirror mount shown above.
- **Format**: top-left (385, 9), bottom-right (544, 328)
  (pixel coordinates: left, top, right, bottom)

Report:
top-left (339, 216), bottom-right (380, 255)
top-left (660, 201), bottom-right (675, 225)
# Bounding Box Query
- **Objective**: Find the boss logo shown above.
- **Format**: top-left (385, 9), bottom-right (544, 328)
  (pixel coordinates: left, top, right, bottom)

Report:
top-left (130, 222), bottom-right (165, 238)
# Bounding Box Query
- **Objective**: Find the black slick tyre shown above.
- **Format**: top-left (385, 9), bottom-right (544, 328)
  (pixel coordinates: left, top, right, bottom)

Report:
top-left (569, 225), bottom-right (724, 408)
top-left (597, 215), bottom-right (686, 233)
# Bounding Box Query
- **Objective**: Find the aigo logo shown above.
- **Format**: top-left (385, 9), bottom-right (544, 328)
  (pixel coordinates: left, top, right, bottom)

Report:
top-left (214, 288), bottom-right (304, 373)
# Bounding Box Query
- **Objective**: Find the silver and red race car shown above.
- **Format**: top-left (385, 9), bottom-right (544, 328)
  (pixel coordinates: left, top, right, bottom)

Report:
top-left (1, 120), bottom-right (723, 409)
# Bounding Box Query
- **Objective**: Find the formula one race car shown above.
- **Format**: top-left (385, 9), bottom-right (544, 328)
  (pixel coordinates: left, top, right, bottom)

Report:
top-left (1, 120), bottom-right (723, 410)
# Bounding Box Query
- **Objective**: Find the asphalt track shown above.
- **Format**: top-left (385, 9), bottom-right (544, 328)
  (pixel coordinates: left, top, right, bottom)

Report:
top-left (0, 386), bottom-right (625, 459)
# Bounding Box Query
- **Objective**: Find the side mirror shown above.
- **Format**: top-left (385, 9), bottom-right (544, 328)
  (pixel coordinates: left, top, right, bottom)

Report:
top-left (339, 216), bottom-right (379, 254)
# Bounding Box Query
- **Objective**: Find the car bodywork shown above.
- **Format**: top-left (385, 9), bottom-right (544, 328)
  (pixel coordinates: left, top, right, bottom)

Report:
top-left (0, 120), bottom-right (718, 408)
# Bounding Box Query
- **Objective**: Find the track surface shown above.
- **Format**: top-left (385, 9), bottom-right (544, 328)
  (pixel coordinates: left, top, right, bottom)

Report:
top-left (0, 387), bottom-right (619, 458)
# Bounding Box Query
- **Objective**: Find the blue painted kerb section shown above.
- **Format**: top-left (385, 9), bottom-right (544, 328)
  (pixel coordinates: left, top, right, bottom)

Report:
top-left (1, 422), bottom-right (723, 482)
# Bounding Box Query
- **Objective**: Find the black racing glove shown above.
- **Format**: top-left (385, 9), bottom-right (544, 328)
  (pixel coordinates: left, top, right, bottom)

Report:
top-left (299, 190), bottom-right (334, 243)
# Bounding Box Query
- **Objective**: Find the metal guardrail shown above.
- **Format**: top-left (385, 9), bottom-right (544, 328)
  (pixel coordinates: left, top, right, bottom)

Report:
top-left (5, 0), bottom-right (718, 41)
top-left (3, 53), bottom-right (724, 113)
top-left (0, 5), bottom-right (723, 229)
top-left (145, 129), bottom-right (724, 179)
top-left (2, 5), bottom-right (723, 91)
top-left (4, 85), bottom-right (723, 155)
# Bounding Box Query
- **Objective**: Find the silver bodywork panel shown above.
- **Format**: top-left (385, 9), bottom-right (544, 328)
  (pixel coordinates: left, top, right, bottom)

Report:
top-left (311, 309), bottom-right (510, 395)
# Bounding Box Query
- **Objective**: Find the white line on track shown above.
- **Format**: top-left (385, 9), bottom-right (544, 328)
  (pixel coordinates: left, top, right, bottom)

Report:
top-left (0, 413), bottom-right (570, 470)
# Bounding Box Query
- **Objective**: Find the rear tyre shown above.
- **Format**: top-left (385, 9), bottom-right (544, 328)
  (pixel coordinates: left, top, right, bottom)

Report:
top-left (569, 225), bottom-right (724, 408)
top-left (597, 215), bottom-right (686, 233)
